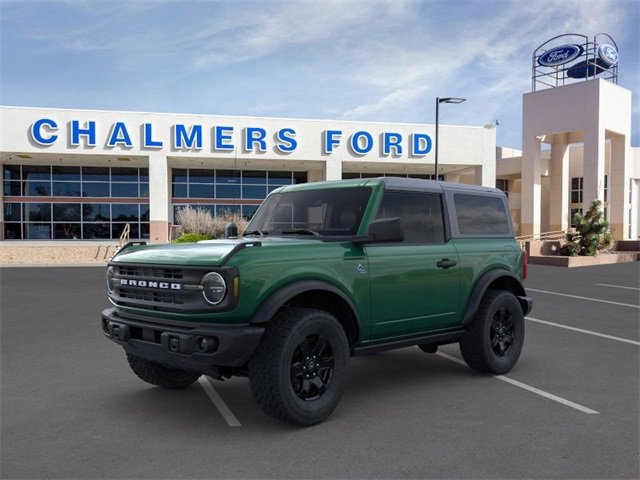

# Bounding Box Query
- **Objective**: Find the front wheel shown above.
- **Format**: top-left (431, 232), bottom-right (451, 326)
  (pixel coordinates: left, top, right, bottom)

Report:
top-left (459, 290), bottom-right (524, 374)
top-left (126, 353), bottom-right (201, 389)
top-left (248, 308), bottom-right (349, 426)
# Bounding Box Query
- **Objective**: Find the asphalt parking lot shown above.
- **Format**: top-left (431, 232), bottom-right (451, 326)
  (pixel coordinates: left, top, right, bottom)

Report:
top-left (1, 263), bottom-right (639, 479)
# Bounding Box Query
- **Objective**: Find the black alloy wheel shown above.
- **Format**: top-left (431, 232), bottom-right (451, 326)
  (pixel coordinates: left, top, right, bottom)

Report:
top-left (290, 334), bottom-right (335, 401)
top-left (490, 307), bottom-right (515, 356)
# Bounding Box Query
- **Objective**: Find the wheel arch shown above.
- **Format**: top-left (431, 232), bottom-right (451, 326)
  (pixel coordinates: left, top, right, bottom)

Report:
top-left (462, 269), bottom-right (528, 326)
top-left (249, 280), bottom-right (361, 345)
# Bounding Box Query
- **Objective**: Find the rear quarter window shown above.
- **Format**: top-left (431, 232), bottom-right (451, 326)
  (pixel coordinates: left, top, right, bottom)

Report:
top-left (453, 193), bottom-right (510, 235)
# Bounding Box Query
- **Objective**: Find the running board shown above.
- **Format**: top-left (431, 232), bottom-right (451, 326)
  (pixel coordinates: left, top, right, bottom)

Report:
top-left (352, 328), bottom-right (466, 356)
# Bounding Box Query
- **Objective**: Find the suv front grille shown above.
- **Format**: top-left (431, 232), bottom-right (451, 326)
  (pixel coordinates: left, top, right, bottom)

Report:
top-left (110, 265), bottom-right (203, 312)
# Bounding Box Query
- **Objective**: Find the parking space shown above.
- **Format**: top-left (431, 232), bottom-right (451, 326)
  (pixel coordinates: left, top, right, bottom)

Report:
top-left (1, 263), bottom-right (638, 479)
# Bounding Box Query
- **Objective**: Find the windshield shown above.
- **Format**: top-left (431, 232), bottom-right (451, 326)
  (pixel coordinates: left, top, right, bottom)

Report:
top-left (245, 186), bottom-right (372, 237)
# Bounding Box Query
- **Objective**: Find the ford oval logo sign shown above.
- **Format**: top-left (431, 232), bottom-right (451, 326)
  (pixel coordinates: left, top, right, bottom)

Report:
top-left (538, 44), bottom-right (584, 67)
top-left (597, 44), bottom-right (619, 67)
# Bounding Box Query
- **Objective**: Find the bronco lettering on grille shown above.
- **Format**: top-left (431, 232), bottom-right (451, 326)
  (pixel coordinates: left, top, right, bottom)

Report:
top-left (119, 279), bottom-right (181, 290)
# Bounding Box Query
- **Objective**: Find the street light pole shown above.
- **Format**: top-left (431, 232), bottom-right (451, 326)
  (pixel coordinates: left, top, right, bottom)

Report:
top-left (434, 96), bottom-right (466, 180)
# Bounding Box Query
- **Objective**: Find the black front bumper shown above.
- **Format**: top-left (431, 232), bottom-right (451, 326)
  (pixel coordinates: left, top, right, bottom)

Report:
top-left (101, 308), bottom-right (264, 374)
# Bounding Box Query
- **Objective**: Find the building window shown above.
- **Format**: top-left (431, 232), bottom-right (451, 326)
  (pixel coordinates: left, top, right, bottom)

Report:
top-left (342, 173), bottom-right (444, 181)
top-left (496, 179), bottom-right (509, 197)
top-left (570, 177), bottom-right (583, 203)
top-left (170, 169), bottom-right (307, 222)
top-left (2, 165), bottom-right (149, 240)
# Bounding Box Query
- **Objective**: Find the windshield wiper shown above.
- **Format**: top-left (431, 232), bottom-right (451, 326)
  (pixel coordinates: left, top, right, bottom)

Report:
top-left (243, 230), bottom-right (268, 237)
top-left (281, 228), bottom-right (322, 237)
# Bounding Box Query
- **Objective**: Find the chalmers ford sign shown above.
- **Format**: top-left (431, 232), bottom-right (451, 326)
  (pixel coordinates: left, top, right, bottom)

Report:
top-left (29, 118), bottom-right (434, 157)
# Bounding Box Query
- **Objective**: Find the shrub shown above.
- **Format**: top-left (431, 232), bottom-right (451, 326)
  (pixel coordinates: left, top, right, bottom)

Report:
top-left (174, 206), bottom-right (250, 241)
top-left (172, 233), bottom-right (214, 243)
top-left (560, 199), bottom-right (614, 256)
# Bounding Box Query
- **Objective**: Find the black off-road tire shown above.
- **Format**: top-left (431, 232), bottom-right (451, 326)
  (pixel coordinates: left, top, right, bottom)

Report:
top-left (248, 307), bottom-right (349, 426)
top-left (126, 353), bottom-right (201, 389)
top-left (459, 290), bottom-right (524, 375)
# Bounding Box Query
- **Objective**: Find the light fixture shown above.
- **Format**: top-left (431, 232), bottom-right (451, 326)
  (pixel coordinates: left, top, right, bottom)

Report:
top-left (435, 97), bottom-right (467, 180)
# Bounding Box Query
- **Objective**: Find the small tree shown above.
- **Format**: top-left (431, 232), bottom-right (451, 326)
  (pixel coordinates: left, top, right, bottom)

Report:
top-left (560, 199), bottom-right (614, 256)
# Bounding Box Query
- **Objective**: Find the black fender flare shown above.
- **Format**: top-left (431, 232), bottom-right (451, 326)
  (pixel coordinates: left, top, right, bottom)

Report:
top-left (249, 280), bottom-right (362, 340)
top-left (462, 269), bottom-right (530, 326)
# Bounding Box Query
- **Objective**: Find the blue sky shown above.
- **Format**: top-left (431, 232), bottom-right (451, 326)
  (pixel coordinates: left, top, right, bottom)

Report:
top-left (1, 0), bottom-right (638, 149)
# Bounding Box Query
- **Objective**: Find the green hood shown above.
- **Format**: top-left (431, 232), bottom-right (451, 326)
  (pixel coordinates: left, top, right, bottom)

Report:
top-left (111, 237), bottom-right (321, 266)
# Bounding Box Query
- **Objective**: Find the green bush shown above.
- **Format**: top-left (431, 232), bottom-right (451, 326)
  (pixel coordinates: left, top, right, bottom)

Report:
top-left (560, 199), bottom-right (614, 256)
top-left (172, 233), bottom-right (214, 243)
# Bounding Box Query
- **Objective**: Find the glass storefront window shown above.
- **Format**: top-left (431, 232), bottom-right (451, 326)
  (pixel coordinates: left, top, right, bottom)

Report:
top-left (83, 203), bottom-right (110, 221)
top-left (52, 166), bottom-right (80, 181)
top-left (82, 182), bottom-right (110, 197)
top-left (25, 223), bottom-right (51, 239)
top-left (217, 184), bottom-right (241, 198)
top-left (27, 203), bottom-right (51, 222)
top-left (111, 183), bottom-right (139, 197)
top-left (242, 170), bottom-right (267, 184)
top-left (188, 183), bottom-right (214, 198)
top-left (112, 204), bottom-right (139, 222)
top-left (111, 167), bottom-right (138, 182)
top-left (4, 203), bottom-right (21, 221)
top-left (52, 182), bottom-right (81, 196)
top-left (53, 204), bottom-right (81, 221)
top-left (26, 181), bottom-right (51, 196)
top-left (23, 166), bottom-right (51, 181)
top-left (82, 167), bottom-right (109, 181)
top-left (83, 223), bottom-right (111, 239)
top-left (54, 223), bottom-right (81, 239)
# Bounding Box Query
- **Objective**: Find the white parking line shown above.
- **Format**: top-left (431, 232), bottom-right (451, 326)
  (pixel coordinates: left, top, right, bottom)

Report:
top-left (436, 352), bottom-right (599, 415)
top-left (198, 376), bottom-right (242, 427)
top-left (527, 317), bottom-right (640, 346)
top-left (596, 283), bottom-right (640, 291)
top-left (528, 288), bottom-right (640, 309)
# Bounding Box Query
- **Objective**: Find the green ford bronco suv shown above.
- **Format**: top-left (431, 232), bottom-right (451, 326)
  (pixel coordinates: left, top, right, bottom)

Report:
top-left (102, 177), bottom-right (532, 426)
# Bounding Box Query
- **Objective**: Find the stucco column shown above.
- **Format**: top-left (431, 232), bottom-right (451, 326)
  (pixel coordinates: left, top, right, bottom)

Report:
top-left (474, 162), bottom-right (495, 187)
top-left (549, 140), bottom-right (569, 232)
top-left (148, 153), bottom-right (170, 243)
top-left (582, 124), bottom-right (606, 212)
top-left (324, 158), bottom-right (342, 181)
top-left (609, 134), bottom-right (631, 240)
top-left (520, 135), bottom-right (542, 237)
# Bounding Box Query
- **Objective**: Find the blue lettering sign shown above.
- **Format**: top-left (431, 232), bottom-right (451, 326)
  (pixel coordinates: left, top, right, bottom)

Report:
top-left (350, 131), bottom-right (373, 155)
top-left (275, 128), bottom-right (297, 153)
top-left (383, 132), bottom-right (403, 155)
top-left (143, 123), bottom-right (163, 148)
top-left (412, 133), bottom-right (432, 155)
top-left (323, 130), bottom-right (342, 154)
top-left (71, 120), bottom-right (97, 147)
top-left (107, 122), bottom-right (133, 147)
top-left (31, 118), bottom-right (58, 146)
top-left (215, 126), bottom-right (234, 151)
top-left (245, 127), bottom-right (267, 152)
top-left (174, 124), bottom-right (202, 149)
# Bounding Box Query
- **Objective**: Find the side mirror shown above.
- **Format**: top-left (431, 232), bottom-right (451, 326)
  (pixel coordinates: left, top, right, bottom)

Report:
top-left (358, 217), bottom-right (404, 244)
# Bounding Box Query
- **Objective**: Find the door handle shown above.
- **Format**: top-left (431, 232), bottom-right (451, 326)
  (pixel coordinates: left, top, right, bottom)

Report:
top-left (437, 258), bottom-right (457, 269)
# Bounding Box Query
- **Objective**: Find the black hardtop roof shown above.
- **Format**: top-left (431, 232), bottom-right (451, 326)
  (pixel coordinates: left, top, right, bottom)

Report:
top-left (274, 176), bottom-right (504, 197)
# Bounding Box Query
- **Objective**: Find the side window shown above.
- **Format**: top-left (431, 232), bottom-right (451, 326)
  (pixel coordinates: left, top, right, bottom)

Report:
top-left (454, 194), bottom-right (510, 235)
top-left (376, 191), bottom-right (445, 244)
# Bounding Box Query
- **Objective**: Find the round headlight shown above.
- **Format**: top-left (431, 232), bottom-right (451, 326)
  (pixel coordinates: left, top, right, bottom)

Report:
top-left (201, 272), bottom-right (227, 305)
top-left (106, 266), bottom-right (115, 294)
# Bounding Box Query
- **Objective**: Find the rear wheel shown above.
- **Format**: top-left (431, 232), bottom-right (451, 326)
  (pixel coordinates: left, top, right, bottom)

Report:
top-left (248, 308), bottom-right (349, 426)
top-left (126, 353), bottom-right (201, 389)
top-left (459, 290), bottom-right (524, 374)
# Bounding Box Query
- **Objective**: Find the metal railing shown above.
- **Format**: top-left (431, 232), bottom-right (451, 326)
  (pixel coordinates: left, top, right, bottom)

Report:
top-left (118, 223), bottom-right (131, 248)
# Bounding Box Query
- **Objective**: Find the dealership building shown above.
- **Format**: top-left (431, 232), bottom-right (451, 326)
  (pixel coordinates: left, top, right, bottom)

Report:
top-left (1, 34), bottom-right (638, 243)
